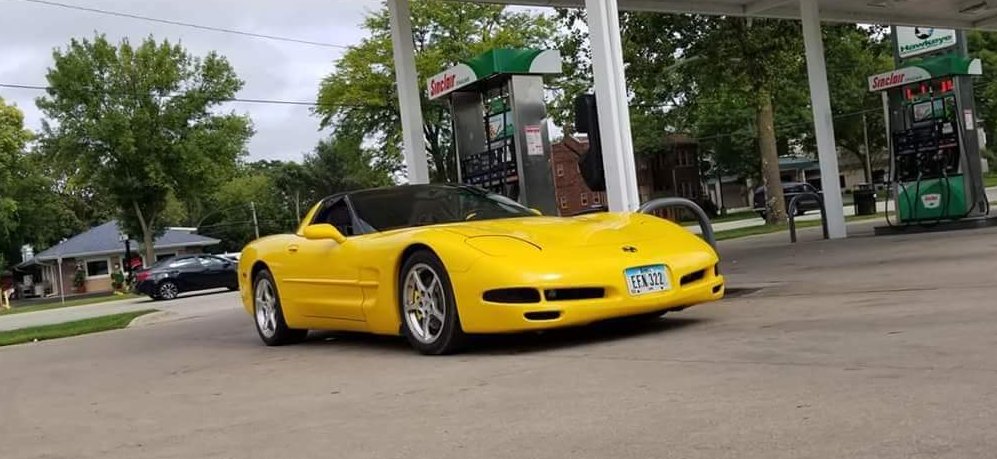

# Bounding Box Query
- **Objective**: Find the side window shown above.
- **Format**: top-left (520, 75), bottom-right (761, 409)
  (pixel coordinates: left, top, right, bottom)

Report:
top-left (311, 198), bottom-right (355, 236)
top-left (199, 257), bottom-right (227, 269)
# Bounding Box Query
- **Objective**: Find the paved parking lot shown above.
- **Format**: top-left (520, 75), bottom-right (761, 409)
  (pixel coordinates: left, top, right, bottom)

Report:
top-left (2, 222), bottom-right (997, 458)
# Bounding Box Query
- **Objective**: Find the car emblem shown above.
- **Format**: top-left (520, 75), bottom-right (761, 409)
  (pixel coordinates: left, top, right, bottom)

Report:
top-left (622, 246), bottom-right (638, 253)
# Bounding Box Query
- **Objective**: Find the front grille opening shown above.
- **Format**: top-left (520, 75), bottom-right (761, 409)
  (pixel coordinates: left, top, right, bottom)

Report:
top-left (524, 311), bottom-right (561, 321)
top-left (680, 269), bottom-right (707, 286)
top-left (713, 284), bottom-right (724, 294)
top-left (714, 264), bottom-right (720, 276)
top-left (544, 288), bottom-right (605, 302)
top-left (483, 288), bottom-right (541, 304)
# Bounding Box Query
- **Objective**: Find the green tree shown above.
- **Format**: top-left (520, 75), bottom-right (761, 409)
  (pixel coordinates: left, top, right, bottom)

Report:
top-left (315, 0), bottom-right (558, 182)
top-left (36, 34), bottom-right (253, 263)
top-left (0, 98), bottom-right (84, 272)
top-left (299, 133), bottom-right (394, 202)
top-left (824, 25), bottom-right (892, 184)
top-left (200, 173), bottom-right (294, 253)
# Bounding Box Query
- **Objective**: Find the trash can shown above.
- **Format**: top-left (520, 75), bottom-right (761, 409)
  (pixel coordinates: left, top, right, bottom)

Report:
top-left (853, 184), bottom-right (877, 216)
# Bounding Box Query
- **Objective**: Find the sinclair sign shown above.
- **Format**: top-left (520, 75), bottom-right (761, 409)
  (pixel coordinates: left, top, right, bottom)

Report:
top-left (426, 64), bottom-right (476, 100)
top-left (868, 67), bottom-right (932, 92)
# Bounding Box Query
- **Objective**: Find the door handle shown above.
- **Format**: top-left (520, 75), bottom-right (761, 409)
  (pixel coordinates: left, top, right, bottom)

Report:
top-left (287, 244), bottom-right (299, 253)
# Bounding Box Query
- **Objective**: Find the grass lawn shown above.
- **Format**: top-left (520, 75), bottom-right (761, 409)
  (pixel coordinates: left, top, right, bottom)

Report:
top-left (984, 173), bottom-right (997, 188)
top-left (714, 213), bottom-right (887, 241)
top-left (0, 310), bottom-right (156, 347)
top-left (2, 293), bottom-right (141, 316)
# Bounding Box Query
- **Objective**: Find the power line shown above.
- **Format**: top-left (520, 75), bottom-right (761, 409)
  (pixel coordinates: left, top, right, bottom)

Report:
top-left (0, 82), bottom-right (339, 107)
top-left (16, 0), bottom-right (350, 50)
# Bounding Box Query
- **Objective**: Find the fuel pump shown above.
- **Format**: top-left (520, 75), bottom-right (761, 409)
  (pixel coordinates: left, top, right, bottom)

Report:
top-left (427, 48), bottom-right (562, 215)
top-left (869, 54), bottom-right (987, 224)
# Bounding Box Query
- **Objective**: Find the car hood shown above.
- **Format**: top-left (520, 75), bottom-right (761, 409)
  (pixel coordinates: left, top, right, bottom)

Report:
top-left (439, 213), bottom-right (688, 250)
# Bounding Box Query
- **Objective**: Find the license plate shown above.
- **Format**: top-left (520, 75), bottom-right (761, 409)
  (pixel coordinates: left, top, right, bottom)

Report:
top-left (625, 264), bottom-right (670, 296)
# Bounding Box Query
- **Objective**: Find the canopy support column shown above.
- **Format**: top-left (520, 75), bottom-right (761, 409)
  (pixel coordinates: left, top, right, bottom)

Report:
top-left (585, 0), bottom-right (640, 211)
top-left (388, 0), bottom-right (430, 184)
top-left (801, 0), bottom-right (847, 238)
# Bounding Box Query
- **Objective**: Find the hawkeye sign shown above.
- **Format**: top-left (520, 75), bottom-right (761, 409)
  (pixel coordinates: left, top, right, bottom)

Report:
top-left (896, 27), bottom-right (957, 59)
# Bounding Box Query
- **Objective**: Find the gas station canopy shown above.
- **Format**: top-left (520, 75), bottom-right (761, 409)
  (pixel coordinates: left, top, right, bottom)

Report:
top-left (472, 0), bottom-right (997, 31)
top-left (387, 0), bottom-right (997, 242)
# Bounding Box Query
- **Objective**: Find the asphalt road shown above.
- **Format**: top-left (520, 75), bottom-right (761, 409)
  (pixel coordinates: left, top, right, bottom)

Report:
top-left (2, 223), bottom-right (997, 458)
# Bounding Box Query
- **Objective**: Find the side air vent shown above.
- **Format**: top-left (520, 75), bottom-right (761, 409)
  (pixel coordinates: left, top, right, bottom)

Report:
top-left (544, 288), bottom-right (605, 301)
top-left (483, 288), bottom-right (541, 304)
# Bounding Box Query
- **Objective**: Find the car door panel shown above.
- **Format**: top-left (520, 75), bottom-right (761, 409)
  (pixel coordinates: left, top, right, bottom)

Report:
top-left (279, 197), bottom-right (365, 321)
top-left (282, 239), bottom-right (365, 321)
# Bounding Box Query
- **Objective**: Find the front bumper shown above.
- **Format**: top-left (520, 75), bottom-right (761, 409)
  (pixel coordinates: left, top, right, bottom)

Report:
top-left (450, 249), bottom-right (725, 334)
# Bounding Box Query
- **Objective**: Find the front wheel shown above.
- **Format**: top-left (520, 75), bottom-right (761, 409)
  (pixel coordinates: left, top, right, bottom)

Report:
top-left (253, 270), bottom-right (308, 346)
top-left (399, 250), bottom-right (466, 355)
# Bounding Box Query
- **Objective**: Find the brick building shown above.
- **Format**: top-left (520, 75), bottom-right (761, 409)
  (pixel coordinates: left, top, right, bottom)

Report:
top-left (550, 134), bottom-right (704, 219)
top-left (550, 136), bottom-right (607, 216)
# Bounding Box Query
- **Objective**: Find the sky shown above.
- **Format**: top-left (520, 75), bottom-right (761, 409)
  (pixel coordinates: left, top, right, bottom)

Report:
top-left (0, 0), bottom-right (382, 162)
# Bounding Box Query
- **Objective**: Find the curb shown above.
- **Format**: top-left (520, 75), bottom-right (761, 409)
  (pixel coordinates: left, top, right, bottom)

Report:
top-left (127, 310), bottom-right (173, 328)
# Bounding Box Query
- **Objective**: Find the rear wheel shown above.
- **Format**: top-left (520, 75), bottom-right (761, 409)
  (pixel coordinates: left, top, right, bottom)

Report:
top-left (253, 270), bottom-right (307, 346)
top-left (399, 250), bottom-right (465, 355)
top-left (157, 281), bottom-right (179, 300)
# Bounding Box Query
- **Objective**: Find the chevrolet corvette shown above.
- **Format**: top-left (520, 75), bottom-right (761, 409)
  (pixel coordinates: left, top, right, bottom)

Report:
top-left (238, 184), bottom-right (725, 354)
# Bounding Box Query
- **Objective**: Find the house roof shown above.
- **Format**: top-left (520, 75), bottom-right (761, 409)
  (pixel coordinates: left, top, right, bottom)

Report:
top-left (24, 221), bottom-right (220, 264)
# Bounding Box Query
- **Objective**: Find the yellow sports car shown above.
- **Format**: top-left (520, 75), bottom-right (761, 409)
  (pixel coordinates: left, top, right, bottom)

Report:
top-left (238, 184), bottom-right (724, 354)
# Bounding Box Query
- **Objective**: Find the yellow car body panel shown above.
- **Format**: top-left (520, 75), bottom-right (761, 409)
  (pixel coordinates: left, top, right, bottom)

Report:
top-left (239, 204), bottom-right (724, 336)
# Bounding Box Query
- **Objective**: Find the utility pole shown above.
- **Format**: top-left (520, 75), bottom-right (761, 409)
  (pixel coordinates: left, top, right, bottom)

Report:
top-left (862, 112), bottom-right (873, 184)
top-left (250, 201), bottom-right (260, 240)
top-left (295, 190), bottom-right (301, 221)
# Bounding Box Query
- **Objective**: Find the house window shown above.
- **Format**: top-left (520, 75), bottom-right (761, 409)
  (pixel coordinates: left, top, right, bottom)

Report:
top-left (556, 164), bottom-right (565, 177)
top-left (580, 193), bottom-right (589, 206)
top-left (85, 259), bottom-right (110, 278)
top-left (593, 193), bottom-right (602, 205)
top-left (559, 196), bottom-right (568, 209)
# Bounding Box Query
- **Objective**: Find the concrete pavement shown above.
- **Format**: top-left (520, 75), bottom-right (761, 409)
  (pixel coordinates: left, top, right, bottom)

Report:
top-left (2, 222), bottom-right (997, 458)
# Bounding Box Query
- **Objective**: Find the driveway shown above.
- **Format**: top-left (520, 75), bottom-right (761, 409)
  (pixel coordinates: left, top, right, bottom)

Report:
top-left (2, 223), bottom-right (997, 458)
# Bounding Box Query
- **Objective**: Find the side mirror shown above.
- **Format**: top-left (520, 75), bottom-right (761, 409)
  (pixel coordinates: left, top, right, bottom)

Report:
top-left (302, 224), bottom-right (347, 243)
top-left (529, 208), bottom-right (542, 216)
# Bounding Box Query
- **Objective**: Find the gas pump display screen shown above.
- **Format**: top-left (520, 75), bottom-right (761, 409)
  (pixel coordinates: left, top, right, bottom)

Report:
top-left (913, 101), bottom-right (933, 123)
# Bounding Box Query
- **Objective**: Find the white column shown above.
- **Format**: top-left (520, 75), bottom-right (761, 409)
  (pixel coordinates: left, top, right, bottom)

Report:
top-left (800, 0), bottom-right (846, 238)
top-left (387, 0), bottom-right (430, 184)
top-left (585, 0), bottom-right (640, 211)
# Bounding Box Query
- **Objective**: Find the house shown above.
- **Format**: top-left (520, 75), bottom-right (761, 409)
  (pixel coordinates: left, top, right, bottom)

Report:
top-left (14, 221), bottom-right (220, 298)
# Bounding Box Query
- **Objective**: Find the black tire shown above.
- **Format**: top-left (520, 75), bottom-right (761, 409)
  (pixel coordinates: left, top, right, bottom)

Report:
top-left (398, 250), bottom-right (466, 355)
top-left (157, 281), bottom-right (180, 300)
top-left (252, 269), bottom-right (308, 346)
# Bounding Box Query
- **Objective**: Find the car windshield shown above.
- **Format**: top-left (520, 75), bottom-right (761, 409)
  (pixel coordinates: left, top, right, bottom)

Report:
top-left (348, 185), bottom-right (536, 232)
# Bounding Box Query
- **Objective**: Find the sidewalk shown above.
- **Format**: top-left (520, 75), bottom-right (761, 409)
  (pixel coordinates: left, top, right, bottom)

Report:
top-left (0, 291), bottom-right (240, 332)
top-left (686, 185), bottom-right (997, 234)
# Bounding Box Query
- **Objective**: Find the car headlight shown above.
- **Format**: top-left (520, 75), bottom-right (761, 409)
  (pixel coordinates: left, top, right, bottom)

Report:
top-left (465, 236), bottom-right (541, 257)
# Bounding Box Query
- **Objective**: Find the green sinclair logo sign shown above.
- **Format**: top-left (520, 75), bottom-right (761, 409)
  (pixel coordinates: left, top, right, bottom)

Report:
top-left (897, 26), bottom-right (957, 58)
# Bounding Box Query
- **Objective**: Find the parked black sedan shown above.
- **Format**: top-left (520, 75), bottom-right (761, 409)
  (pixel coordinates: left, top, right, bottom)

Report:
top-left (753, 182), bottom-right (823, 219)
top-left (134, 255), bottom-right (238, 300)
